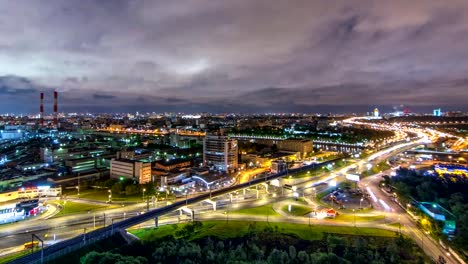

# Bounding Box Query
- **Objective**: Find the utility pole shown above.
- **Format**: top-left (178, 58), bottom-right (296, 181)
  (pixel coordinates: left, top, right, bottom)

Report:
top-left (146, 195), bottom-right (149, 211)
top-left (31, 234), bottom-right (44, 264)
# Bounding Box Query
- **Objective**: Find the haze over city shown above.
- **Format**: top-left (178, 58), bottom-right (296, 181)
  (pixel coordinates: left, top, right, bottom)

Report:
top-left (1, 0), bottom-right (468, 113)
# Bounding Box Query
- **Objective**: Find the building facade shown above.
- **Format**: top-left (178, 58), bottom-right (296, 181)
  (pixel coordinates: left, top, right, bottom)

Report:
top-left (203, 133), bottom-right (238, 172)
top-left (276, 139), bottom-right (313, 159)
top-left (110, 159), bottom-right (151, 184)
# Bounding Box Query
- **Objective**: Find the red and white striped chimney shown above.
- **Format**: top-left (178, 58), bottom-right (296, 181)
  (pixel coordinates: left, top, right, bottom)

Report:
top-left (53, 91), bottom-right (58, 127)
top-left (40, 92), bottom-right (44, 126)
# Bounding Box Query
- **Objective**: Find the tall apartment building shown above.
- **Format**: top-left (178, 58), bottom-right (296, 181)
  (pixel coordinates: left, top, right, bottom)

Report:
top-left (110, 159), bottom-right (151, 184)
top-left (203, 133), bottom-right (238, 172)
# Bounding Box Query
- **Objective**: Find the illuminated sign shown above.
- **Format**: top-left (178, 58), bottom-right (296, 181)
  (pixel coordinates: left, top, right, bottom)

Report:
top-left (346, 174), bottom-right (360, 182)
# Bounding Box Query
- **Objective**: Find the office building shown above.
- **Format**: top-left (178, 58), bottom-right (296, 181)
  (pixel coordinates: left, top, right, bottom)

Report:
top-left (203, 133), bottom-right (238, 172)
top-left (110, 159), bottom-right (151, 184)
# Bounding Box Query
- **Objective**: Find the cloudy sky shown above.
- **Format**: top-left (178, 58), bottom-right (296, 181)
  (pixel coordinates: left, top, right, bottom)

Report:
top-left (1, 0), bottom-right (467, 114)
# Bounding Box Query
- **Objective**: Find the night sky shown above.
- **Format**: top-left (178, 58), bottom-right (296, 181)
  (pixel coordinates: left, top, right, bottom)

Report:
top-left (1, 1), bottom-right (467, 114)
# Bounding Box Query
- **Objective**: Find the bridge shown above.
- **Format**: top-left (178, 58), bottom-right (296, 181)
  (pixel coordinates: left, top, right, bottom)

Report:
top-left (230, 134), bottom-right (366, 153)
top-left (11, 158), bottom-right (342, 264)
top-left (94, 128), bottom-right (206, 137)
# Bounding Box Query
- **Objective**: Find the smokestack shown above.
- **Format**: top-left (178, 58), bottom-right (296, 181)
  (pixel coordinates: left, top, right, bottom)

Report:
top-left (53, 91), bottom-right (58, 127)
top-left (40, 92), bottom-right (44, 126)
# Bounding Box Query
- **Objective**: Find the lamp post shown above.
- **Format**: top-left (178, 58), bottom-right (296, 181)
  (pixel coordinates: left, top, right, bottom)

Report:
top-left (108, 189), bottom-right (112, 203)
top-left (353, 209), bottom-right (356, 227)
top-left (142, 188), bottom-right (146, 200)
top-left (76, 186), bottom-right (80, 198)
top-left (359, 198), bottom-right (364, 209)
top-left (398, 215), bottom-right (401, 234)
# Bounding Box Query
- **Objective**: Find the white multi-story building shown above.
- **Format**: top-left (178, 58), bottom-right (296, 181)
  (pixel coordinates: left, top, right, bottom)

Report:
top-left (110, 159), bottom-right (151, 184)
top-left (203, 133), bottom-right (238, 172)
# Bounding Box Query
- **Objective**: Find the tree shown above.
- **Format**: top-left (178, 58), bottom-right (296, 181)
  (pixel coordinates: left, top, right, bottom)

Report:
top-left (111, 182), bottom-right (124, 195)
top-left (289, 245), bottom-right (297, 260)
top-left (125, 184), bottom-right (140, 195)
top-left (80, 251), bottom-right (147, 264)
top-left (297, 251), bottom-right (310, 264)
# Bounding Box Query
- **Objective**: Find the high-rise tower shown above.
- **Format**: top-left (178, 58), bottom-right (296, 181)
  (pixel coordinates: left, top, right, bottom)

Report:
top-left (53, 91), bottom-right (58, 127)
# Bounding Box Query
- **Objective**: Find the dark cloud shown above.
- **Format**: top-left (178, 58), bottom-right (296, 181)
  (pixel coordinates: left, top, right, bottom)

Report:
top-left (0, 1), bottom-right (467, 113)
top-left (0, 75), bottom-right (39, 95)
top-left (92, 94), bottom-right (117, 100)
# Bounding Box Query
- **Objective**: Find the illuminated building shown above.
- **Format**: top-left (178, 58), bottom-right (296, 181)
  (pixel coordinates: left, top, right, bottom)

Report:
top-left (373, 108), bottom-right (380, 117)
top-left (433, 108), bottom-right (442, 116)
top-left (110, 159), bottom-right (151, 184)
top-left (277, 139), bottom-right (313, 159)
top-left (203, 132), bottom-right (238, 172)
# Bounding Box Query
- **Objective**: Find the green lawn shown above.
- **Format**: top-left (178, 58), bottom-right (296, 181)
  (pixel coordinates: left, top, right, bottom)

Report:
top-left (51, 200), bottom-right (116, 217)
top-left (230, 204), bottom-right (280, 216)
top-left (0, 250), bottom-right (31, 264)
top-left (129, 220), bottom-right (397, 242)
top-left (66, 189), bottom-right (146, 203)
top-left (387, 222), bottom-right (404, 229)
top-left (332, 214), bottom-right (385, 222)
top-left (281, 204), bottom-right (312, 216)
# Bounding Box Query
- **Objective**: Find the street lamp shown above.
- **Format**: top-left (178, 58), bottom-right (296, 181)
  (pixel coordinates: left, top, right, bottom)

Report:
top-left (76, 186), bottom-right (80, 198)
top-left (142, 188), bottom-right (146, 200)
top-left (398, 215), bottom-right (401, 234)
top-left (353, 209), bottom-right (356, 227)
top-left (359, 198), bottom-right (364, 209)
top-left (108, 189), bottom-right (112, 203)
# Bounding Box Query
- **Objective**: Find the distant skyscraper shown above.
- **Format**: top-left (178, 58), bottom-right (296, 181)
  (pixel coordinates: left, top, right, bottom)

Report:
top-left (433, 108), bottom-right (442, 116)
top-left (373, 108), bottom-right (380, 117)
top-left (203, 132), bottom-right (238, 172)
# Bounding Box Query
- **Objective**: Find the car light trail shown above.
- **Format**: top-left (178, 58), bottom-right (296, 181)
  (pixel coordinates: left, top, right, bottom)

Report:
top-left (367, 187), bottom-right (378, 202)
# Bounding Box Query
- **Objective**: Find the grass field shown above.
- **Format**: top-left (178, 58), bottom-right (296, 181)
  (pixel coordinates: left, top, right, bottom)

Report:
top-left (0, 250), bottom-right (31, 264)
top-left (64, 189), bottom-right (146, 203)
top-left (230, 204), bottom-right (280, 216)
top-left (51, 200), bottom-right (117, 217)
top-left (129, 220), bottom-right (398, 242)
top-left (281, 204), bottom-right (312, 216)
top-left (332, 214), bottom-right (385, 222)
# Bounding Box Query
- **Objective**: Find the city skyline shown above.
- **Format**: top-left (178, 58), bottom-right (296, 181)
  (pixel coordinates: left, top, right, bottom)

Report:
top-left (1, 1), bottom-right (468, 113)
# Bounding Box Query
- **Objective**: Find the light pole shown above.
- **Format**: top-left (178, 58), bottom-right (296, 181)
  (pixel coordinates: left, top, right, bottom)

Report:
top-left (142, 188), bottom-right (146, 200)
top-left (108, 189), bottom-right (112, 203)
top-left (76, 186), bottom-right (80, 198)
top-left (398, 215), bottom-right (401, 234)
top-left (359, 198), bottom-right (364, 209)
top-left (353, 209), bottom-right (356, 227)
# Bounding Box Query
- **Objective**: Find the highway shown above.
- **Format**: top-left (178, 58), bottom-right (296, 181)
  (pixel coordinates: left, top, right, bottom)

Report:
top-left (10, 123), bottom-right (460, 264)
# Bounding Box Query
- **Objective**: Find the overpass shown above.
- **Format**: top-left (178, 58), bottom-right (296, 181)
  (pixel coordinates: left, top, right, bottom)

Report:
top-left (11, 158), bottom-right (341, 264)
top-left (93, 128), bottom-right (205, 137)
top-left (230, 134), bottom-right (367, 153)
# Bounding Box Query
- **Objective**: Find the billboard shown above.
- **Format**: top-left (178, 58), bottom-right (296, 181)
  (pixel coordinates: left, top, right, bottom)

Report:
top-left (346, 174), bottom-right (360, 182)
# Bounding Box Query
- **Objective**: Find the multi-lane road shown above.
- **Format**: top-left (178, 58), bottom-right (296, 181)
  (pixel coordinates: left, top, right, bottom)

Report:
top-left (6, 122), bottom-right (464, 264)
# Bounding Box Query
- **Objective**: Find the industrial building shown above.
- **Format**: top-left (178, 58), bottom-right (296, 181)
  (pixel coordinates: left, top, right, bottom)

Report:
top-left (276, 139), bottom-right (313, 159)
top-left (110, 159), bottom-right (151, 184)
